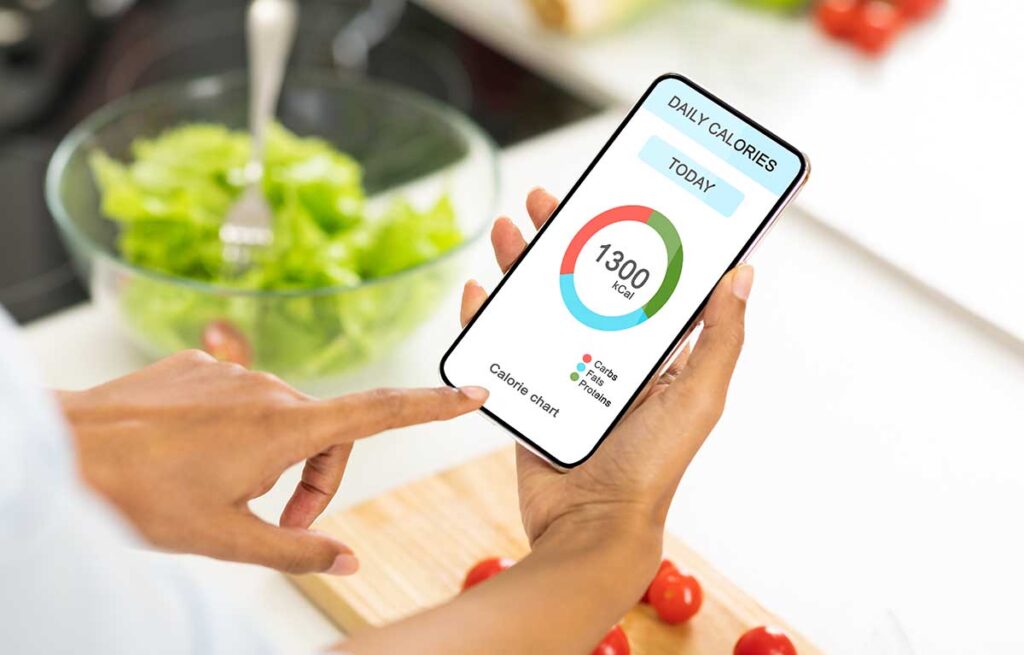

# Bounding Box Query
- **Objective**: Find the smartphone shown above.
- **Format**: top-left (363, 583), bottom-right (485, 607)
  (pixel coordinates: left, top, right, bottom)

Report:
top-left (440, 73), bottom-right (809, 469)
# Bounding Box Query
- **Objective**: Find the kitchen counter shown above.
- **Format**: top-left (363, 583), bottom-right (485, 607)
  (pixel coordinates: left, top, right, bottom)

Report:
top-left (21, 113), bottom-right (1024, 654)
top-left (420, 0), bottom-right (1024, 344)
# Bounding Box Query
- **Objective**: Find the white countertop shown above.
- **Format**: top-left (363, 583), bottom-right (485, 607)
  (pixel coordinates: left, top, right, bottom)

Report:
top-left (20, 114), bottom-right (1024, 654)
top-left (420, 0), bottom-right (1024, 344)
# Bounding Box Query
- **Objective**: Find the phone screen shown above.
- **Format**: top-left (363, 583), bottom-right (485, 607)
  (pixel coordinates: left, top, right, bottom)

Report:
top-left (441, 74), bottom-right (807, 468)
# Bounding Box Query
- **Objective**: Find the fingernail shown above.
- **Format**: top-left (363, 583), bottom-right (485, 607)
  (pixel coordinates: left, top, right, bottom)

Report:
top-left (460, 386), bottom-right (489, 403)
top-left (464, 279), bottom-right (478, 290)
top-left (326, 553), bottom-right (359, 576)
top-left (732, 265), bottom-right (754, 301)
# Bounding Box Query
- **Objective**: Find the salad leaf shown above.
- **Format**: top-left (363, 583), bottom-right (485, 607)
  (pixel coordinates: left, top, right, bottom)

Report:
top-left (90, 123), bottom-right (463, 378)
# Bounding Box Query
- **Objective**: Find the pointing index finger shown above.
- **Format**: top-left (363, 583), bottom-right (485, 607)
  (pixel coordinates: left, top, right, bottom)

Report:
top-left (301, 386), bottom-right (488, 454)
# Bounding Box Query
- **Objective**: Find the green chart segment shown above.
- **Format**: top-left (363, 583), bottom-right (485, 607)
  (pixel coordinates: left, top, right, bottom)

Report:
top-left (559, 205), bottom-right (683, 331)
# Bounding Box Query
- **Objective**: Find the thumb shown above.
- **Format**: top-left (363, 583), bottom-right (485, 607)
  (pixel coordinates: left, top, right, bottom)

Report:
top-left (210, 510), bottom-right (358, 576)
top-left (662, 265), bottom-right (752, 411)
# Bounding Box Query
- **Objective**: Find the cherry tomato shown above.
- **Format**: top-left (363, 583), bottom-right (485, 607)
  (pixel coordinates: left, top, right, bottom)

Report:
top-left (461, 557), bottom-right (515, 592)
top-left (851, 0), bottom-right (905, 55)
top-left (201, 320), bottom-right (252, 367)
top-left (641, 559), bottom-right (679, 604)
top-left (648, 568), bottom-right (703, 624)
top-left (893, 0), bottom-right (942, 20)
top-left (734, 626), bottom-right (798, 655)
top-left (591, 624), bottom-right (630, 655)
top-left (814, 0), bottom-right (862, 39)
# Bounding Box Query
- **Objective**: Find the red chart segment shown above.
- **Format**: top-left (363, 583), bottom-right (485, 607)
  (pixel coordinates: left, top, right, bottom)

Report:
top-left (559, 205), bottom-right (653, 275)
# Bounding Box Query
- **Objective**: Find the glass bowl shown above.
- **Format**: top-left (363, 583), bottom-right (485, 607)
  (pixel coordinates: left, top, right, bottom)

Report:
top-left (47, 71), bottom-right (497, 380)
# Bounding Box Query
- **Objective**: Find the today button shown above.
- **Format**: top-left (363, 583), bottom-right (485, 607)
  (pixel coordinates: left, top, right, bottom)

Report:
top-left (639, 135), bottom-right (744, 217)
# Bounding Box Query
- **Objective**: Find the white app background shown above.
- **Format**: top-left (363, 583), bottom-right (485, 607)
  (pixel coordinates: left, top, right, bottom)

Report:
top-left (443, 80), bottom-right (800, 466)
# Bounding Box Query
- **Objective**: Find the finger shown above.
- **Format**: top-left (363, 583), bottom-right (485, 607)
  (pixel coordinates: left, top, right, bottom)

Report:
top-left (662, 265), bottom-right (752, 411)
top-left (646, 344), bottom-right (692, 400)
top-left (526, 187), bottom-right (559, 229)
top-left (491, 217), bottom-right (527, 273)
top-left (663, 341), bottom-right (693, 380)
top-left (460, 279), bottom-right (488, 328)
top-left (280, 443), bottom-right (353, 529)
top-left (209, 510), bottom-right (358, 575)
top-left (305, 386), bottom-right (488, 454)
top-left (160, 349), bottom-right (217, 370)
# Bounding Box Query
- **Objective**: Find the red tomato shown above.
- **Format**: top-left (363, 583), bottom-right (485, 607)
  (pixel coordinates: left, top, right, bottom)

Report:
top-left (852, 0), bottom-right (905, 55)
top-left (648, 569), bottom-right (703, 624)
top-left (893, 0), bottom-right (942, 20)
top-left (814, 0), bottom-right (862, 39)
top-left (641, 559), bottom-right (679, 604)
top-left (201, 320), bottom-right (252, 367)
top-left (591, 624), bottom-right (630, 655)
top-left (734, 626), bottom-right (798, 655)
top-left (461, 557), bottom-right (515, 592)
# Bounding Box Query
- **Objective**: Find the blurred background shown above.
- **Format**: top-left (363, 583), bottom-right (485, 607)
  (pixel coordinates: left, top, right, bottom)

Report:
top-left (3, 0), bottom-right (1021, 338)
top-left (3, 1), bottom-right (1023, 654)
top-left (0, 0), bottom-right (598, 323)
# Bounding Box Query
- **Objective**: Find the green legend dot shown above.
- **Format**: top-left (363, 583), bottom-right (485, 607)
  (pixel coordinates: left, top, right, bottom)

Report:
top-left (570, 372), bottom-right (580, 381)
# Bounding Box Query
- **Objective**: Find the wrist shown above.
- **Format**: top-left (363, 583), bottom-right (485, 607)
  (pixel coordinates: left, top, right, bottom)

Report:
top-left (533, 504), bottom-right (663, 600)
top-left (539, 498), bottom-right (663, 549)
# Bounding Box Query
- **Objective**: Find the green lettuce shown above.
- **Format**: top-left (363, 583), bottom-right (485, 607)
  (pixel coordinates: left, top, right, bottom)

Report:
top-left (90, 123), bottom-right (462, 378)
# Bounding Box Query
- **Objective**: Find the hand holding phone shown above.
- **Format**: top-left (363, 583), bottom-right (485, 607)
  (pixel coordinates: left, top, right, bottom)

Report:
top-left (458, 186), bottom-right (754, 545)
top-left (443, 74), bottom-right (808, 469)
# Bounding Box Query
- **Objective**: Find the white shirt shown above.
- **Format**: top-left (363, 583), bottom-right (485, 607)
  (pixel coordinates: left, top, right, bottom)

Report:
top-left (0, 311), bottom-right (283, 655)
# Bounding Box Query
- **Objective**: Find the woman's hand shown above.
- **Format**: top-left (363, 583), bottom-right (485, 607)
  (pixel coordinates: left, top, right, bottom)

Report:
top-left (461, 188), bottom-right (753, 553)
top-left (342, 188), bottom-right (754, 655)
top-left (58, 352), bottom-right (486, 575)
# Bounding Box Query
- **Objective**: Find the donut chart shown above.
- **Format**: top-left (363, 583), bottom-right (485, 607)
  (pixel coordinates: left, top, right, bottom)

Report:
top-left (559, 205), bottom-right (683, 331)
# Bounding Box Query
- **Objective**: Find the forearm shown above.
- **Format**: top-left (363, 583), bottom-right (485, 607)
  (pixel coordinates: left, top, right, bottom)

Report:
top-left (341, 513), bottom-right (662, 655)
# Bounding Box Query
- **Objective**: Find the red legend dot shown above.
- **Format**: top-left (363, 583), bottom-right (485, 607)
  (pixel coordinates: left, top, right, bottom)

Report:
top-left (582, 354), bottom-right (592, 363)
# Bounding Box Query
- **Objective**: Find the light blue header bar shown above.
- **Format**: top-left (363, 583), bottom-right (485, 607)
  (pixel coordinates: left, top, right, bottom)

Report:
top-left (644, 77), bottom-right (801, 196)
top-left (639, 136), bottom-right (744, 217)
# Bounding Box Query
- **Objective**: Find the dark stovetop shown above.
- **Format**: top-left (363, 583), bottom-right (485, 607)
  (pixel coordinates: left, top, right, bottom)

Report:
top-left (0, 0), bottom-right (597, 324)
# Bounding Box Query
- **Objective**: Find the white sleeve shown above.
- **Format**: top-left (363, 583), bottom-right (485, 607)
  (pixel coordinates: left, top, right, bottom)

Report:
top-left (0, 312), bottom-right (283, 655)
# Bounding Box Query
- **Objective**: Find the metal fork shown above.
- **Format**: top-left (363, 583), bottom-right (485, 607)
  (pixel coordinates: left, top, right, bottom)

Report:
top-left (220, 0), bottom-right (298, 274)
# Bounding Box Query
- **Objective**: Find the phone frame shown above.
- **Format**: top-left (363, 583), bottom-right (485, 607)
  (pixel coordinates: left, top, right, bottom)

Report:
top-left (440, 72), bottom-right (810, 470)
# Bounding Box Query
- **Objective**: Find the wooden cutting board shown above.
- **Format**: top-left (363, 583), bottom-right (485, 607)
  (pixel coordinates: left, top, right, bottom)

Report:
top-left (289, 448), bottom-right (820, 654)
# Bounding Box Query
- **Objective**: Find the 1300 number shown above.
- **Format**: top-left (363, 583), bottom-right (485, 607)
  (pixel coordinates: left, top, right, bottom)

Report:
top-left (596, 244), bottom-right (650, 289)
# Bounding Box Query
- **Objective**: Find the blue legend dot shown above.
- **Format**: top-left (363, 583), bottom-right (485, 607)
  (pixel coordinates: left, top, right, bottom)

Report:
top-left (576, 363), bottom-right (586, 372)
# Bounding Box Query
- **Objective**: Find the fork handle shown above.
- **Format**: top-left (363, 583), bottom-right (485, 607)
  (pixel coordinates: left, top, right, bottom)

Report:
top-left (247, 0), bottom-right (298, 166)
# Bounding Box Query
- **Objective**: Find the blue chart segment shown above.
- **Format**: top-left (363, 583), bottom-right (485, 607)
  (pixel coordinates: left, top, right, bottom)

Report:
top-left (559, 275), bottom-right (648, 331)
top-left (559, 205), bottom-right (683, 331)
